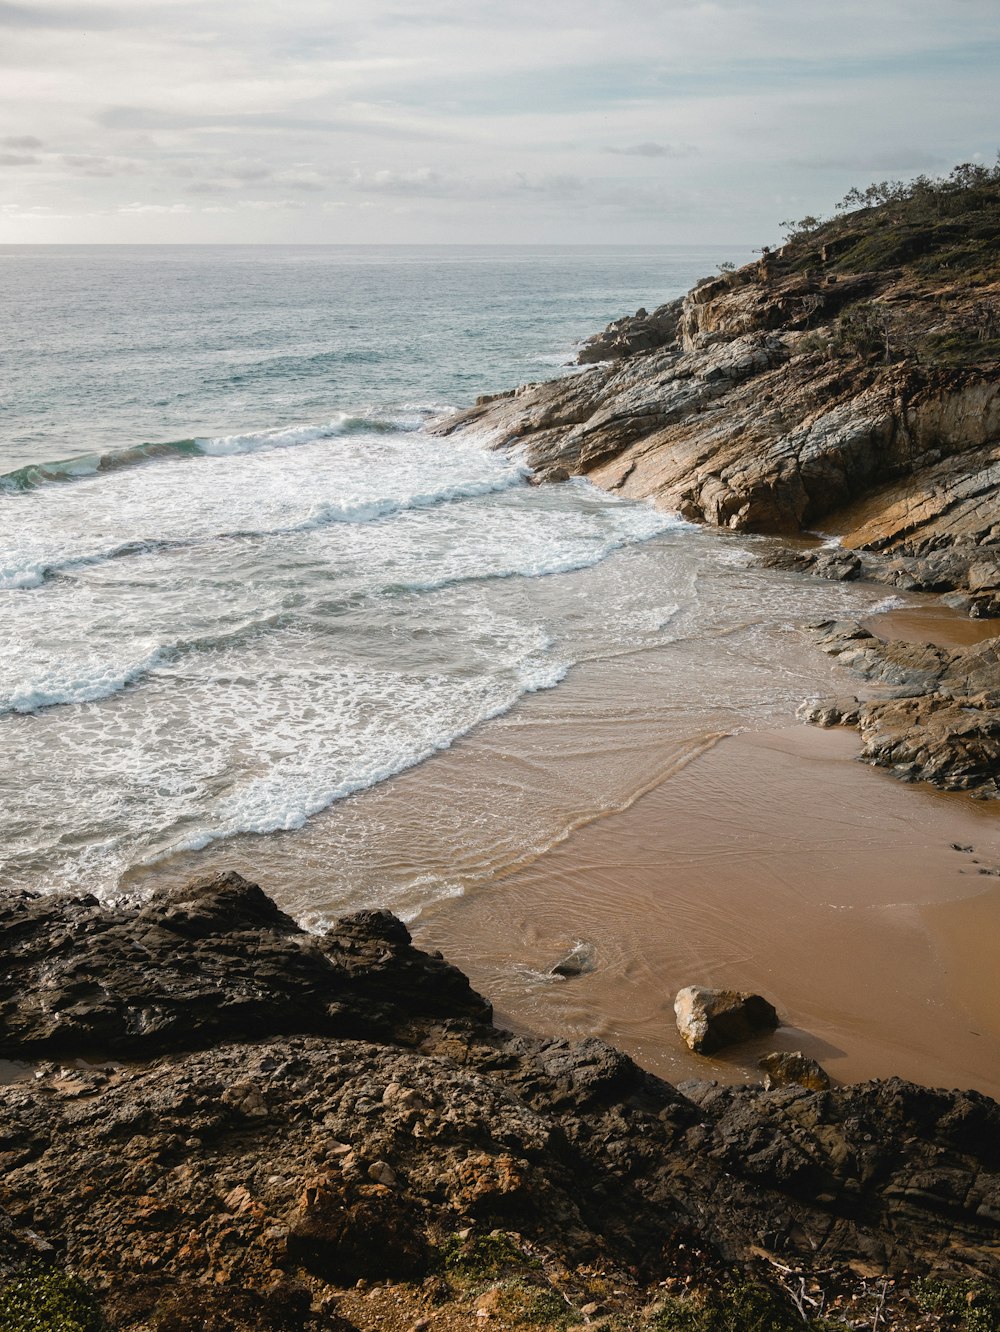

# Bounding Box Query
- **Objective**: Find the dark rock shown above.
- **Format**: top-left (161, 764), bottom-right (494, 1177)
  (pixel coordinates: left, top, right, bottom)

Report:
top-left (576, 300), bottom-right (682, 363)
top-left (674, 986), bottom-right (779, 1054)
top-left (286, 1180), bottom-right (429, 1283)
top-left (0, 871), bottom-right (492, 1059)
top-left (2, 879), bottom-right (1000, 1324)
top-left (550, 942), bottom-right (596, 977)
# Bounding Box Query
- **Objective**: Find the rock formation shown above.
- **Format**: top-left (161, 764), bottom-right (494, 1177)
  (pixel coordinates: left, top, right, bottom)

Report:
top-left (1, 877), bottom-right (999, 1328)
top-left (673, 987), bottom-right (779, 1054)
top-left (436, 174), bottom-right (1000, 595)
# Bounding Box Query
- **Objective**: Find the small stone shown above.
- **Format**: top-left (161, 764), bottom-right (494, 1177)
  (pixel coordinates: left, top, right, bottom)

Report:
top-left (368, 1160), bottom-right (396, 1186)
top-left (759, 1050), bottom-right (831, 1091)
top-left (550, 942), bottom-right (596, 978)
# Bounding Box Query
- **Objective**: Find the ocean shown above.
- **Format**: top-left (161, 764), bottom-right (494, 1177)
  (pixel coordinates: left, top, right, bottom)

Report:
top-left (1, 245), bottom-right (902, 914)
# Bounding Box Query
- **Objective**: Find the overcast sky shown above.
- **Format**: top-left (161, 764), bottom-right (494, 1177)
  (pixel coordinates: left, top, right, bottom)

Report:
top-left (1, 0), bottom-right (998, 245)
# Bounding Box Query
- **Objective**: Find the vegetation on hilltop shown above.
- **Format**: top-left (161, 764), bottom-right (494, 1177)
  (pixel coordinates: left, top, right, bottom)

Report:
top-left (730, 157), bottom-right (1000, 368)
top-left (779, 156), bottom-right (1000, 281)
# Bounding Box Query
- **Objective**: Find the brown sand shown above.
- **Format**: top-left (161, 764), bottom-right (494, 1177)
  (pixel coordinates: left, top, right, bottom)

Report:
top-left (414, 723), bottom-right (1000, 1099)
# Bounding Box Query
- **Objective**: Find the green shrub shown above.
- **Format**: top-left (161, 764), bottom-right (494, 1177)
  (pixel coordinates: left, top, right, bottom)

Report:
top-left (914, 1276), bottom-right (1000, 1332)
top-left (648, 1280), bottom-right (848, 1332)
top-left (0, 1269), bottom-right (104, 1332)
top-left (436, 1229), bottom-right (538, 1280)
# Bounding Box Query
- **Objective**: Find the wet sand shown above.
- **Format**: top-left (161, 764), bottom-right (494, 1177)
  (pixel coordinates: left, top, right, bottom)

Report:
top-left (414, 720), bottom-right (1000, 1100)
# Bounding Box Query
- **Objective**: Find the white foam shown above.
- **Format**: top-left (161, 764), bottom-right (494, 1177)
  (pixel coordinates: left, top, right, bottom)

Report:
top-left (0, 427), bottom-right (530, 588)
top-left (196, 417), bottom-right (351, 456)
top-left (866, 594), bottom-right (910, 615)
top-left (0, 606), bottom-right (571, 893)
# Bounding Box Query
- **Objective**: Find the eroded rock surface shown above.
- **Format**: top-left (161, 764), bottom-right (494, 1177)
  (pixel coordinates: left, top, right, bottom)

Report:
top-left (0, 871), bottom-right (491, 1058)
top-left (435, 191), bottom-right (1000, 606)
top-left (2, 876), bottom-right (998, 1329)
top-left (803, 621), bottom-right (1000, 794)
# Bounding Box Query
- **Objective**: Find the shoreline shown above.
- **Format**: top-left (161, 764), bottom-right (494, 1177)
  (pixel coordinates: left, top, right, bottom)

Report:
top-left (413, 713), bottom-right (1000, 1099)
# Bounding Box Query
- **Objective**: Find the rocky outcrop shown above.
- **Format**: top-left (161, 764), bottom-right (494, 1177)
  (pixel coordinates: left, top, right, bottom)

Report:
top-left (435, 196), bottom-right (1000, 592)
top-left (674, 987), bottom-right (779, 1054)
top-left (0, 871), bottom-right (491, 1058)
top-left (1, 876), bottom-right (999, 1331)
top-left (575, 299), bottom-right (682, 363)
top-left (433, 188), bottom-right (1000, 802)
top-left (759, 1050), bottom-right (833, 1092)
top-left (801, 622), bottom-right (1000, 794)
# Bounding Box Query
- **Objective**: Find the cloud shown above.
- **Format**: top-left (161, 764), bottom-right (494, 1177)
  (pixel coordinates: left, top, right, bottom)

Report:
top-left (0, 1), bottom-right (125, 29)
top-left (274, 167), bottom-right (326, 190)
top-left (348, 166), bottom-right (448, 195)
top-left (1, 0), bottom-right (998, 241)
top-left (59, 153), bottom-right (143, 176)
top-left (788, 149), bottom-right (950, 172)
top-left (603, 141), bottom-right (687, 158)
top-left (117, 201), bottom-right (192, 214)
top-left (96, 105), bottom-right (455, 143)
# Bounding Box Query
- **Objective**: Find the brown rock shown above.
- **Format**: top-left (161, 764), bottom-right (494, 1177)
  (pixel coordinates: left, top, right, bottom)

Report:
top-left (674, 987), bottom-right (779, 1054)
top-left (759, 1050), bottom-right (832, 1091)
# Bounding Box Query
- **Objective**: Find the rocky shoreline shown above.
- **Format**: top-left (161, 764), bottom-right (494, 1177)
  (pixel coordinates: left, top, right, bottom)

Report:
top-left (434, 176), bottom-right (1000, 800)
top-left (6, 179), bottom-right (1000, 1330)
top-left (2, 873), bottom-right (1000, 1330)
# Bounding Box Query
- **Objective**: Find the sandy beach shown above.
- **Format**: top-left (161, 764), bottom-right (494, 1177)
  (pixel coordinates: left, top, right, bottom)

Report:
top-left (137, 578), bottom-right (1000, 1100)
top-left (413, 721), bottom-right (1000, 1098)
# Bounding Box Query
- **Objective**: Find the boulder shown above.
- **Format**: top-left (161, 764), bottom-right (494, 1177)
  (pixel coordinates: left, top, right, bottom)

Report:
top-left (674, 986), bottom-right (779, 1054)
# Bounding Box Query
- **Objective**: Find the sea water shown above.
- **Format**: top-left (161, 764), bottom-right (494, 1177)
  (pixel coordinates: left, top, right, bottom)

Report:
top-left (0, 245), bottom-right (901, 907)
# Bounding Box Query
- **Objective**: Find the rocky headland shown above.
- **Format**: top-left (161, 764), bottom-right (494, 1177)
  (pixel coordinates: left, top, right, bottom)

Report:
top-left (436, 166), bottom-right (1000, 798)
top-left (2, 873), bottom-right (1000, 1331)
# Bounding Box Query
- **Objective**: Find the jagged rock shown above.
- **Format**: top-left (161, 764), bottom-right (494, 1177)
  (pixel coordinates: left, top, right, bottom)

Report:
top-left (805, 622), bottom-right (1000, 795)
top-left (674, 986), bottom-right (779, 1054)
top-left (1, 879), bottom-right (999, 1324)
top-left (0, 872), bottom-right (492, 1058)
top-left (576, 299), bottom-right (682, 363)
top-left (759, 1050), bottom-right (832, 1091)
top-left (434, 208), bottom-right (1000, 588)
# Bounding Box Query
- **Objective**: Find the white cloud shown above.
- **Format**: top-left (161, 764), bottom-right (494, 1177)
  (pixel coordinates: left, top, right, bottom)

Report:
top-left (0, 0), bottom-right (997, 241)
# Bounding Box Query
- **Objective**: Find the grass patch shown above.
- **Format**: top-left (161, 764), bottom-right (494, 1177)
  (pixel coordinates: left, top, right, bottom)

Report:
top-left (0, 1269), bottom-right (104, 1332)
top-left (914, 1276), bottom-right (1000, 1332)
top-left (647, 1280), bottom-right (849, 1331)
top-left (485, 1277), bottom-right (582, 1328)
top-left (436, 1229), bottom-right (539, 1281)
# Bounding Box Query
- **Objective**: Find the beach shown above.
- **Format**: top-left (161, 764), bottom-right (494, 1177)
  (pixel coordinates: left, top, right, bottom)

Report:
top-left (414, 721), bottom-right (1000, 1099)
top-left (407, 600), bottom-right (1000, 1098)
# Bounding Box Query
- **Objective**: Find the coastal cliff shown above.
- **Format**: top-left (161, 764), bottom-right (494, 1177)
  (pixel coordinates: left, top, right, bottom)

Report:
top-left (2, 875), bottom-right (1000, 1330)
top-left (436, 167), bottom-right (1000, 796)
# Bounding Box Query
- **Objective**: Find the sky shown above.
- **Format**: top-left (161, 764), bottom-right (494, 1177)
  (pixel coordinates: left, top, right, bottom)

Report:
top-left (1, 0), bottom-right (998, 245)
